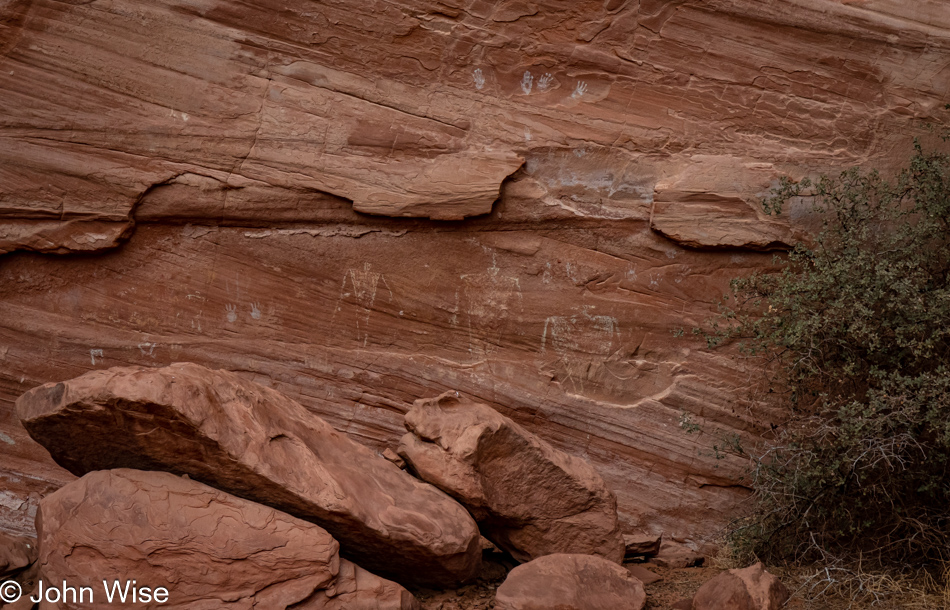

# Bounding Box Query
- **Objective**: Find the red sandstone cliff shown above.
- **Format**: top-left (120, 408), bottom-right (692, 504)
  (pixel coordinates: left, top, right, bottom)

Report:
top-left (0, 0), bottom-right (947, 545)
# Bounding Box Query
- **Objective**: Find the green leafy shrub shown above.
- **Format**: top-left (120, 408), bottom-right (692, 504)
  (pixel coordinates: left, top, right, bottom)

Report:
top-left (714, 142), bottom-right (950, 568)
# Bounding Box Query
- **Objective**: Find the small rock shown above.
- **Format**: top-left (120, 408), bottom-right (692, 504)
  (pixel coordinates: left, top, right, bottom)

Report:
top-left (672, 599), bottom-right (693, 610)
top-left (626, 564), bottom-right (662, 585)
top-left (624, 533), bottom-right (662, 559)
top-left (653, 541), bottom-right (704, 568)
top-left (383, 448), bottom-right (406, 469)
top-left (494, 554), bottom-right (645, 610)
top-left (692, 562), bottom-right (789, 610)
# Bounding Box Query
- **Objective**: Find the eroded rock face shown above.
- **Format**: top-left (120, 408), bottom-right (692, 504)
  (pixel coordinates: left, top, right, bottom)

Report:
top-left (1, 0), bottom-right (946, 552)
top-left (0, 531), bottom-right (36, 579)
top-left (17, 363), bottom-right (480, 587)
top-left (398, 391), bottom-right (624, 563)
top-left (692, 563), bottom-right (790, 610)
top-left (1, 0), bottom-right (945, 250)
top-left (494, 553), bottom-right (646, 610)
top-left (36, 468), bottom-right (419, 610)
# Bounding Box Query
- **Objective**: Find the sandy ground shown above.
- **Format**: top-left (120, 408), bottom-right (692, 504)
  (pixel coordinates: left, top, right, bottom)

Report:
top-left (409, 558), bottom-right (950, 610)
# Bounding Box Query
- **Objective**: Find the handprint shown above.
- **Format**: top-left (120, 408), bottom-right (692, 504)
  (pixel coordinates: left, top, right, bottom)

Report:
top-left (571, 81), bottom-right (588, 99)
top-left (250, 302), bottom-right (262, 320)
top-left (520, 71), bottom-right (534, 95)
top-left (537, 73), bottom-right (554, 92)
top-left (225, 303), bottom-right (237, 323)
top-left (473, 68), bottom-right (485, 90)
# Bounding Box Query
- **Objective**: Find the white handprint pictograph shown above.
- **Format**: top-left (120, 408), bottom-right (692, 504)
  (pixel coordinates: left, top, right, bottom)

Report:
top-left (521, 71), bottom-right (534, 94)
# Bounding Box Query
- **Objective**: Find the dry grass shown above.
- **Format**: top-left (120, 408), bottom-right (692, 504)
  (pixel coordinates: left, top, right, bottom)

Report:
top-left (707, 536), bottom-right (950, 610)
top-left (770, 562), bottom-right (950, 610)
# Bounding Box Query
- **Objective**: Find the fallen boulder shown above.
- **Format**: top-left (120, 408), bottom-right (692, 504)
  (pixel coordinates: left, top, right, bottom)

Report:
top-left (494, 554), bottom-right (646, 610)
top-left (398, 392), bottom-right (625, 563)
top-left (37, 468), bottom-right (419, 609)
top-left (692, 562), bottom-right (790, 610)
top-left (16, 363), bottom-right (480, 586)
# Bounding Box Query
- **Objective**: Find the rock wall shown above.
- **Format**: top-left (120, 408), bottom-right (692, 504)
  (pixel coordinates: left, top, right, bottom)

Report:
top-left (1, 0), bottom-right (947, 545)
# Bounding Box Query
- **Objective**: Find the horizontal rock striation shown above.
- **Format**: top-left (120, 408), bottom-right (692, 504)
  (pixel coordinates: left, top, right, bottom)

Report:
top-left (1, 0), bottom-right (947, 550)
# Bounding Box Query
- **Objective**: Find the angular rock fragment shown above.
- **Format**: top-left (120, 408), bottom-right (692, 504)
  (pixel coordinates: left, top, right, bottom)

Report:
top-left (37, 469), bottom-right (419, 610)
top-left (397, 392), bottom-right (625, 563)
top-left (16, 363), bottom-right (480, 586)
top-left (624, 533), bottom-right (662, 559)
top-left (494, 554), bottom-right (646, 610)
top-left (692, 562), bottom-right (790, 610)
top-left (382, 447), bottom-right (406, 469)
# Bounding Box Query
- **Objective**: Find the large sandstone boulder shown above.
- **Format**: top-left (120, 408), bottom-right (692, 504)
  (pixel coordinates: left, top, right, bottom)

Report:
top-left (398, 392), bottom-right (625, 563)
top-left (16, 363), bottom-right (480, 586)
top-left (692, 563), bottom-right (790, 610)
top-left (37, 468), bottom-right (419, 609)
top-left (494, 553), bottom-right (646, 610)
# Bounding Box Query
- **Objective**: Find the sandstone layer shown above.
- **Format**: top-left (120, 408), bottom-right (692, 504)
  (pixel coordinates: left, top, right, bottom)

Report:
top-left (36, 468), bottom-right (419, 609)
top-left (17, 363), bottom-right (481, 587)
top-left (1, 0), bottom-right (947, 550)
top-left (399, 391), bottom-right (625, 563)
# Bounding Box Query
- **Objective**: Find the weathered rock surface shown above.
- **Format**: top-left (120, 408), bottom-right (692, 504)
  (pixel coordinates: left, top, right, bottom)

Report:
top-left (624, 533), bottom-right (662, 559)
top-left (37, 468), bottom-right (418, 609)
top-left (17, 363), bottom-right (480, 587)
top-left (0, 531), bottom-right (35, 579)
top-left (626, 564), bottom-right (662, 586)
top-left (654, 541), bottom-right (706, 568)
top-left (1, 0), bottom-right (947, 551)
top-left (494, 553), bottom-right (646, 610)
top-left (398, 391), bottom-right (624, 563)
top-left (692, 563), bottom-right (790, 610)
top-left (650, 192), bottom-right (795, 250)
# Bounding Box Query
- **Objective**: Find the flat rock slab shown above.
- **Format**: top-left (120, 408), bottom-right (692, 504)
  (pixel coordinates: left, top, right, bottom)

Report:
top-left (494, 553), bottom-right (646, 610)
top-left (398, 392), bottom-right (624, 563)
top-left (37, 469), bottom-right (419, 610)
top-left (626, 564), bottom-right (662, 586)
top-left (16, 363), bottom-right (480, 587)
top-left (692, 562), bottom-right (789, 610)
